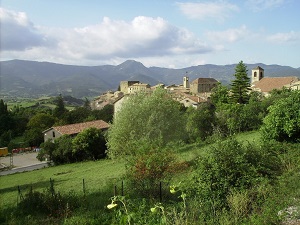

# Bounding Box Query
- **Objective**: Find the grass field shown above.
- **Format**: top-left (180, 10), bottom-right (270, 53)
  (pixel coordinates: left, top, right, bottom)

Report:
top-left (1, 131), bottom-right (299, 224)
top-left (0, 159), bottom-right (126, 209)
top-left (0, 131), bottom-right (261, 210)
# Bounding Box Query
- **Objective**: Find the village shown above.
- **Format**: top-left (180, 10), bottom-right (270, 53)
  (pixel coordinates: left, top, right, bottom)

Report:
top-left (91, 66), bottom-right (300, 112)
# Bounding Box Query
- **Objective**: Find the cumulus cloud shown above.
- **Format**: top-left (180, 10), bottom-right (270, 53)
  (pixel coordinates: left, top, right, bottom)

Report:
top-left (176, 1), bottom-right (239, 22)
top-left (246, 0), bottom-right (286, 11)
top-left (205, 25), bottom-right (250, 43)
top-left (0, 7), bottom-right (50, 51)
top-left (53, 16), bottom-right (213, 60)
top-left (1, 8), bottom-right (215, 66)
top-left (267, 31), bottom-right (300, 43)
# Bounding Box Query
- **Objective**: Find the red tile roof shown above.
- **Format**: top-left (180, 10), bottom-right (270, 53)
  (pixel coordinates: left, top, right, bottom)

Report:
top-left (53, 120), bottom-right (109, 135)
top-left (252, 77), bottom-right (298, 92)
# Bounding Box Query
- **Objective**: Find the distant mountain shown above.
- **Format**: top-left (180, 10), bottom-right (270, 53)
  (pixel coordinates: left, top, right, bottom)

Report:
top-left (1, 59), bottom-right (299, 98)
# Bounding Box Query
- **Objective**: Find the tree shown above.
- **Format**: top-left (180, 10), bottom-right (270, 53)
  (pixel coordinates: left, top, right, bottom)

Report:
top-left (24, 128), bottom-right (44, 147)
top-left (261, 91), bottom-right (300, 142)
top-left (83, 97), bottom-right (91, 110)
top-left (91, 104), bottom-right (114, 123)
top-left (0, 100), bottom-right (13, 133)
top-left (63, 107), bottom-right (91, 124)
top-left (230, 61), bottom-right (251, 104)
top-left (107, 88), bottom-right (186, 158)
top-left (72, 127), bottom-right (107, 161)
top-left (210, 83), bottom-right (229, 106)
top-left (186, 103), bottom-right (216, 142)
top-left (53, 95), bottom-right (68, 118)
top-left (27, 113), bottom-right (55, 130)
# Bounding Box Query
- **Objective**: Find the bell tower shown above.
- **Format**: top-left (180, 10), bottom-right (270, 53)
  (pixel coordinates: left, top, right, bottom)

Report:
top-left (183, 72), bottom-right (189, 88)
top-left (252, 66), bottom-right (264, 84)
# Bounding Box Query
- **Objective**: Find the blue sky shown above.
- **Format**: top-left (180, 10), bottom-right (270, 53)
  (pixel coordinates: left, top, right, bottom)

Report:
top-left (1, 0), bottom-right (299, 68)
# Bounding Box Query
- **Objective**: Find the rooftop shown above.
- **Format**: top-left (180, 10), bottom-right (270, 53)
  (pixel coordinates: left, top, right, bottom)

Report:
top-left (49, 120), bottom-right (110, 135)
top-left (252, 76), bottom-right (298, 92)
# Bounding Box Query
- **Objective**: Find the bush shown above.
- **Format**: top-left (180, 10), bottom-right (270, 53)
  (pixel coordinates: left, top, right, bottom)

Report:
top-left (261, 91), bottom-right (300, 142)
top-left (126, 147), bottom-right (188, 197)
top-left (190, 138), bottom-right (281, 210)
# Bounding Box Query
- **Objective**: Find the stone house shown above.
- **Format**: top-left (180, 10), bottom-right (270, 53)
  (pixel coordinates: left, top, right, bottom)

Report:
top-left (190, 78), bottom-right (218, 95)
top-left (43, 120), bottom-right (110, 142)
top-left (119, 81), bottom-right (139, 94)
top-left (128, 83), bottom-right (151, 94)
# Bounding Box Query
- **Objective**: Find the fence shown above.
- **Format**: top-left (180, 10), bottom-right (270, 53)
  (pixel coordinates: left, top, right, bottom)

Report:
top-left (16, 177), bottom-right (168, 206)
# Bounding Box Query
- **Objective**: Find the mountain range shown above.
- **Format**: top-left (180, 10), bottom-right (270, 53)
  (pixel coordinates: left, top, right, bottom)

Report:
top-left (1, 60), bottom-right (300, 98)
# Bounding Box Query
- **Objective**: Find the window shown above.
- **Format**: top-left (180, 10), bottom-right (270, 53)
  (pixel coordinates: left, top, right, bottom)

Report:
top-left (254, 71), bottom-right (257, 77)
top-left (52, 131), bottom-right (55, 138)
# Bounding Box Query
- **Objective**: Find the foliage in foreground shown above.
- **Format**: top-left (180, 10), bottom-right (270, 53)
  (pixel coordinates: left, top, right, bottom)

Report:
top-left (1, 137), bottom-right (300, 225)
top-left (261, 90), bottom-right (300, 142)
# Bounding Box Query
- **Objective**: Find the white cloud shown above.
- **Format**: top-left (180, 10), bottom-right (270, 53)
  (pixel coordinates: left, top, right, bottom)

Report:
top-left (1, 9), bottom-right (216, 66)
top-left (267, 31), bottom-right (300, 43)
top-left (57, 16), bottom-right (213, 59)
top-left (0, 7), bottom-right (51, 51)
top-left (205, 25), bottom-right (250, 43)
top-left (246, 0), bottom-right (286, 11)
top-left (176, 1), bottom-right (239, 22)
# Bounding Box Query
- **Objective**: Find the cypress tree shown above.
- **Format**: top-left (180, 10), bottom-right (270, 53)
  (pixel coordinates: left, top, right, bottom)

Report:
top-left (230, 61), bottom-right (251, 104)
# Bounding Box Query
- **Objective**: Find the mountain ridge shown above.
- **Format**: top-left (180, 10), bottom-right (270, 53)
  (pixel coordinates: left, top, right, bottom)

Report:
top-left (1, 59), bottom-right (299, 98)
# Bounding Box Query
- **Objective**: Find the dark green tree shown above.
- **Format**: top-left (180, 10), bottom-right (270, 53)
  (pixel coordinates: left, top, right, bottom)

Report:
top-left (186, 103), bottom-right (216, 142)
top-left (0, 99), bottom-right (15, 145)
top-left (63, 107), bottom-right (91, 124)
top-left (23, 128), bottom-right (44, 147)
top-left (83, 97), bottom-right (91, 110)
top-left (72, 127), bottom-right (107, 161)
top-left (230, 61), bottom-right (251, 104)
top-left (91, 104), bottom-right (114, 123)
top-left (53, 95), bottom-right (68, 118)
top-left (27, 113), bottom-right (55, 130)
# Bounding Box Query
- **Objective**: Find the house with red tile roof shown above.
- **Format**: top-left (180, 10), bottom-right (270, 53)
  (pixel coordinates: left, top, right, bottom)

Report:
top-left (251, 66), bottom-right (299, 96)
top-left (43, 120), bottom-right (110, 142)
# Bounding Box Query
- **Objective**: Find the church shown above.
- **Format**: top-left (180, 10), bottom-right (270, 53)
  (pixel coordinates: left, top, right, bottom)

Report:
top-left (251, 66), bottom-right (299, 96)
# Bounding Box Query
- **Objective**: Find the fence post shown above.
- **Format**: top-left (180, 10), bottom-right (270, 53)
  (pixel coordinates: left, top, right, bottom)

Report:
top-left (50, 178), bottom-right (55, 197)
top-left (17, 185), bottom-right (24, 205)
top-left (83, 178), bottom-right (86, 196)
top-left (159, 181), bottom-right (162, 202)
top-left (114, 185), bottom-right (117, 196)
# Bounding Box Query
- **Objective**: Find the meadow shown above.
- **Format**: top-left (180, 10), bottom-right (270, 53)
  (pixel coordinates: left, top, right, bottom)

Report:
top-left (1, 131), bottom-right (299, 224)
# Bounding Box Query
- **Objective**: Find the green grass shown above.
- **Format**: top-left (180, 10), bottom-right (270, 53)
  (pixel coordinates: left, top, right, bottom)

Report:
top-left (0, 159), bottom-right (126, 209)
top-left (0, 131), bottom-right (261, 210)
top-left (3, 130), bottom-right (299, 224)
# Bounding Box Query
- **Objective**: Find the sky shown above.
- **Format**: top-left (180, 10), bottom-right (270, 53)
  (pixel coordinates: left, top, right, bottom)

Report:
top-left (0, 0), bottom-right (300, 68)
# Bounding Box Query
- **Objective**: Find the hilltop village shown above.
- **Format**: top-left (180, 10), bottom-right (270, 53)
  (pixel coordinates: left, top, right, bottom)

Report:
top-left (91, 66), bottom-right (300, 112)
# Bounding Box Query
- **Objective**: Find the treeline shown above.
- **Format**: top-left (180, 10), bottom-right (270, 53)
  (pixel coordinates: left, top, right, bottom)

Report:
top-left (0, 95), bottom-right (113, 151)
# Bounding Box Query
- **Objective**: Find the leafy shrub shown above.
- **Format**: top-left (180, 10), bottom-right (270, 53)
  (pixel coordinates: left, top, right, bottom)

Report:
top-left (17, 185), bottom-right (80, 218)
top-left (261, 90), bottom-right (300, 142)
top-left (190, 138), bottom-right (281, 210)
top-left (126, 147), bottom-right (188, 197)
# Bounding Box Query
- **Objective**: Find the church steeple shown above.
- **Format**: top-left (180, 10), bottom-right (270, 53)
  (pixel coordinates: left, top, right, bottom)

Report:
top-left (252, 66), bottom-right (264, 84)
